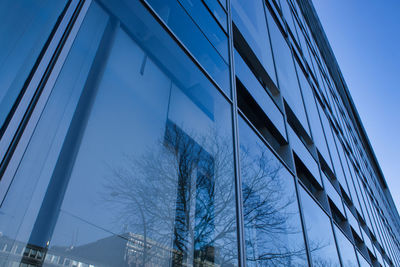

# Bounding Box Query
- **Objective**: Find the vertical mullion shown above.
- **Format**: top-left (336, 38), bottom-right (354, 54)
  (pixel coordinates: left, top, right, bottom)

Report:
top-left (226, 0), bottom-right (246, 266)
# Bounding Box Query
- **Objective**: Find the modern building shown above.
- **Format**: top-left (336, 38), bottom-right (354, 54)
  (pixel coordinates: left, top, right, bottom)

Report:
top-left (0, 0), bottom-right (399, 266)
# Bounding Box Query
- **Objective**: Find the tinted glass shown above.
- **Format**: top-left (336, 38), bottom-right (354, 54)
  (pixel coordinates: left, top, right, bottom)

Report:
top-left (345, 156), bottom-right (363, 215)
top-left (177, 0), bottom-right (228, 61)
top-left (0, 1), bottom-right (237, 266)
top-left (334, 225), bottom-right (359, 267)
top-left (299, 185), bottom-right (341, 266)
top-left (333, 133), bottom-right (351, 197)
top-left (239, 117), bottom-right (307, 266)
top-left (357, 251), bottom-right (371, 267)
top-left (265, 9), bottom-right (310, 136)
top-left (147, 0), bottom-right (230, 95)
top-left (280, 0), bottom-right (298, 42)
top-left (0, 0), bottom-right (67, 130)
top-left (235, 50), bottom-right (286, 138)
top-left (232, 0), bottom-right (276, 84)
top-left (318, 104), bottom-right (347, 189)
top-left (323, 175), bottom-right (344, 216)
top-left (203, 0), bottom-right (227, 32)
top-left (297, 66), bottom-right (332, 166)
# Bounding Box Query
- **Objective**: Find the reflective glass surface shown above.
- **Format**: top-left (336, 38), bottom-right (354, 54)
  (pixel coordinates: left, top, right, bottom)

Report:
top-left (323, 174), bottom-right (344, 216)
top-left (265, 9), bottom-right (310, 136)
top-left (357, 251), bottom-right (371, 267)
top-left (235, 50), bottom-right (286, 138)
top-left (0, 0), bottom-right (67, 130)
top-left (299, 185), bottom-right (341, 266)
top-left (232, 0), bottom-right (277, 84)
top-left (334, 225), bottom-right (359, 267)
top-left (0, 1), bottom-right (237, 266)
top-left (204, 0), bottom-right (227, 32)
top-left (239, 117), bottom-right (307, 266)
top-left (177, 0), bottom-right (228, 61)
top-left (147, 0), bottom-right (230, 95)
top-left (0, 0), bottom-right (399, 265)
top-left (345, 156), bottom-right (363, 216)
top-left (318, 103), bottom-right (348, 190)
top-left (297, 65), bottom-right (332, 167)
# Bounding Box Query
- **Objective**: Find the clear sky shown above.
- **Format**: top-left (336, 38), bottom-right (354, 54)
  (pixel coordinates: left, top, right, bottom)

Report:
top-left (311, 1), bottom-right (400, 212)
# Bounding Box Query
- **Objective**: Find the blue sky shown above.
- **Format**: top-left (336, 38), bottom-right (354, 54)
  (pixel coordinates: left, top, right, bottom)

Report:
top-left (312, 1), bottom-right (400, 212)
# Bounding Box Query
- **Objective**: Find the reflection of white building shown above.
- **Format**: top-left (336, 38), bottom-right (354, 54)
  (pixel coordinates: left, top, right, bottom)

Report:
top-left (0, 233), bottom-right (220, 267)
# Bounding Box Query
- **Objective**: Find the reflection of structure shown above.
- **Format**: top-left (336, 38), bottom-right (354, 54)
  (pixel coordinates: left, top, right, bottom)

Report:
top-left (1, 0), bottom-right (400, 266)
top-left (164, 121), bottom-right (216, 266)
top-left (1, 233), bottom-right (221, 267)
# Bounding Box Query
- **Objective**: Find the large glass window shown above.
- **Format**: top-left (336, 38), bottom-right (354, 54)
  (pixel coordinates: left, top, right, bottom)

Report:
top-left (299, 185), bottom-right (341, 266)
top-left (239, 117), bottom-right (308, 266)
top-left (0, 0), bottom-right (67, 131)
top-left (0, 1), bottom-right (237, 266)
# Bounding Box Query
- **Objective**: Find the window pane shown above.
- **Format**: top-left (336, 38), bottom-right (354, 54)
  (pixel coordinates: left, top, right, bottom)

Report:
top-left (266, 9), bottom-right (310, 136)
top-left (239, 117), bottom-right (308, 266)
top-left (147, 0), bottom-right (230, 96)
top-left (203, 0), bottom-right (227, 32)
top-left (0, 0), bottom-right (67, 130)
top-left (299, 185), bottom-right (341, 266)
top-left (232, 0), bottom-right (276, 84)
top-left (357, 251), bottom-right (371, 267)
top-left (177, 0), bottom-right (228, 61)
top-left (334, 225), bottom-right (359, 267)
top-left (0, 1), bottom-right (237, 266)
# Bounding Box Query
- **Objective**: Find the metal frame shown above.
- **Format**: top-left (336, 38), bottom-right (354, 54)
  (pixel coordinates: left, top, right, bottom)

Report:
top-left (0, 0), bottom-right (399, 265)
top-left (226, 0), bottom-right (246, 265)
top-left (0, 0), bottom-right (92, 204)
top-left (0, 0), bottom-right (78, 168)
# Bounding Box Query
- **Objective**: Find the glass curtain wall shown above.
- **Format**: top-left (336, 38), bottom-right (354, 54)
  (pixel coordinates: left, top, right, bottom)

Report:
top-left (0, 1), bottom-right (237, 266)
top-left (0, 0), bottom-right (399, 266)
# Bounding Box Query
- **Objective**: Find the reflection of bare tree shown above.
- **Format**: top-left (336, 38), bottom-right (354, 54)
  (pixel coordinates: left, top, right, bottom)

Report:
top-left (103, 121), bottom-right (236, 266)
top-left (239, 142), bottom-right (308, 267)
top-left (103, 121), bottom-right (333, 267)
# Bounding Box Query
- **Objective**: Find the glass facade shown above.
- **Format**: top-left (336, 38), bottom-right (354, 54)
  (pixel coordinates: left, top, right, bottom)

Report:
top-left (0, 0), bottom-right (399, 266)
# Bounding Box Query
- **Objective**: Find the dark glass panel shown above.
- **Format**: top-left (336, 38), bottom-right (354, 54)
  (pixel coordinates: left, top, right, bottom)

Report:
top-left (0, 1), bottom-right (237, 266)
top-left (299, 185), bottom-right (341, 266)
top-left (0, 0), bottom-right (67, 130)
top-left (239, 117), bottom-right (308, 266)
